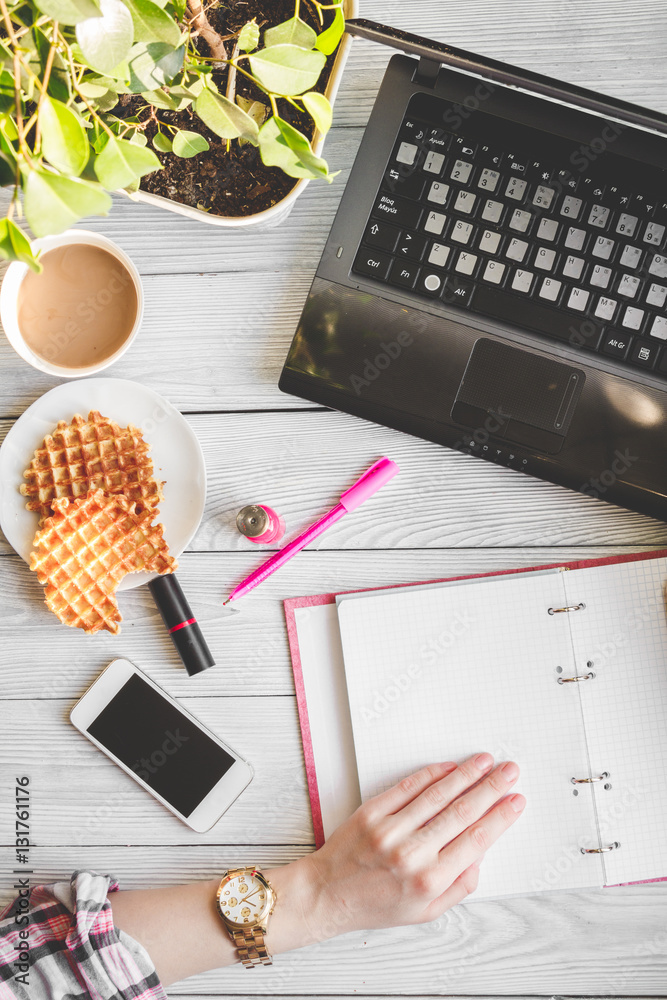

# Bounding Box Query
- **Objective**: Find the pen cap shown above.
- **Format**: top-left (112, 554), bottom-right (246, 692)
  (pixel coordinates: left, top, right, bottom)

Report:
top-left (339, 457), bottom-right (399, 513)
top-left (148, 575), bottom-right (215, 677)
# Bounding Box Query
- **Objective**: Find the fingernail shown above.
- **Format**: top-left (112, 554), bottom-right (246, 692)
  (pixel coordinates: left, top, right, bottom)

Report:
top-left (474, 752), bottom-right (493, 771)
top-left (500, 761), bottom-right (519, 782)
top-left (509, 793), bottom-right (526, 813)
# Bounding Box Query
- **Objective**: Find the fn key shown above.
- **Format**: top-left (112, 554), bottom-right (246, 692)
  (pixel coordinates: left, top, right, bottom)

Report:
top-left (352, 248), bottom-right (392, 281)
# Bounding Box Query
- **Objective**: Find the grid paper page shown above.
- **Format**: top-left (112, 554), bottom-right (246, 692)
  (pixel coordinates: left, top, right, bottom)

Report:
top-left (564, 557), bottom-right (667, 885)
top-left (338, 571), bottom-right (605, 899)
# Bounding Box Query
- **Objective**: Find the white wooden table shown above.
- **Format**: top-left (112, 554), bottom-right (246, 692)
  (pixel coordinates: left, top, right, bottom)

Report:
top-left (2, 1), bottom-right (667, 995)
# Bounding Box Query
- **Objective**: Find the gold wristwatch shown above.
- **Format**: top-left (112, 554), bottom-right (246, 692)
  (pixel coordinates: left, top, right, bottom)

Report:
top-left (215, 867), bottom-right (277, 967)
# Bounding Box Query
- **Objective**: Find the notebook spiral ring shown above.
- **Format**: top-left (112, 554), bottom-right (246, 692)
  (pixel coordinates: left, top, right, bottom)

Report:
top-left (571, 771), bottom-right (609, 783)
top-left (548, 602), bottom-right (586, 615)
top-left (557, 671), bottom-right (595, 684)
top-left (581, 842), bottom-right (620, 854)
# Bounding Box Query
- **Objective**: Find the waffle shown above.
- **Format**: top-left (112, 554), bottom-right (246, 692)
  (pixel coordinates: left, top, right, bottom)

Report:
top-left (20, 411), bottom-right (164, 524)
top-left (30, 489), bottom-right (177, 634)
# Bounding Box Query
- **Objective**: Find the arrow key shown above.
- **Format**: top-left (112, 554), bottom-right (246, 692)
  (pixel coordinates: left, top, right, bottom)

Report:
top-left (363, 220), bottom-right (400, 252)
top-left (396, 232), bottom-right (429, 261)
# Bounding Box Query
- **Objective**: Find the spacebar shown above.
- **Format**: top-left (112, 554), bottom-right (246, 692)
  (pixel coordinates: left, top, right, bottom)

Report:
top-left (471, 286), bottom-right (601, 348)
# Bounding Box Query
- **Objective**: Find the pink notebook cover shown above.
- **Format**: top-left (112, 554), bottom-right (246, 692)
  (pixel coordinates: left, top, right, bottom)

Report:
top-left (284, 549), bottom-right (667, 886)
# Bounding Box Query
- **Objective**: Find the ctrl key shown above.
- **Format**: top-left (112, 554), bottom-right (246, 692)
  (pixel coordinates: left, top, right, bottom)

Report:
top-left (352, 248), bottom-right (393, 281)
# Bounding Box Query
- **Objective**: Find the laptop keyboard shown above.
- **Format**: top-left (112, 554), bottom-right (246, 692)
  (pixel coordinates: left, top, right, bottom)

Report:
top-left (352, 108), bottom-right (667, 376)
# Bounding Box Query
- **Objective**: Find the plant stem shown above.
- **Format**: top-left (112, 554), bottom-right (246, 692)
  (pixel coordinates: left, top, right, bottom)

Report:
top-left (58, 29), bottom-right (116, 139)
top-left (34, 21), bottom-right (58, 153)
top-left (225, 40), bottom-right (238, 103)
top-left (185, 0), bottom-right (227, 62)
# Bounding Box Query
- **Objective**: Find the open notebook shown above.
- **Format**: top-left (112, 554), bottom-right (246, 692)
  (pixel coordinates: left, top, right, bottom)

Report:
top-left (285, 552), bottom-right (667, 900)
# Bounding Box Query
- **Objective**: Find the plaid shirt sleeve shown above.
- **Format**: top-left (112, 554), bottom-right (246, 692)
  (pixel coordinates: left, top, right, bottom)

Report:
top-left (0, 870), bottom-right (168, 1000)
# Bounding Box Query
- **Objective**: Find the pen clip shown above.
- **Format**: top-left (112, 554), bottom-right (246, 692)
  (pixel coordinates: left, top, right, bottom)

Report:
top-left (339, 457), bottom-right (399, 513)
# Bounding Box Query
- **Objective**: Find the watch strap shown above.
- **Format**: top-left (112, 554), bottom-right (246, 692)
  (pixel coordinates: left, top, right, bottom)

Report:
top-left (232, 926), bottom-right (273, 967)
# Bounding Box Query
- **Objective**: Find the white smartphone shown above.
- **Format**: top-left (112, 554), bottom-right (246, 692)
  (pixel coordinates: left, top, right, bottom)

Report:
top-left (70, 658), bottom-right (254, 832)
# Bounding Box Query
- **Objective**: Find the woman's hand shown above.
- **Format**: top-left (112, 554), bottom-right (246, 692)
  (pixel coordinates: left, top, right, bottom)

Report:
top-left (266, 753), bottom-right (524, 949)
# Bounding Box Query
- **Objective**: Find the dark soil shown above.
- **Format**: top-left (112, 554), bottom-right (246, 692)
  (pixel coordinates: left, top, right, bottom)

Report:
top-left (118, 0), bottom-right (337, 217)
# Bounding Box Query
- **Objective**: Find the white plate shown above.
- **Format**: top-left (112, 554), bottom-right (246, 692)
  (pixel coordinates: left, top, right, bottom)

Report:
top-left (0, 379), bottom-right (206, 590)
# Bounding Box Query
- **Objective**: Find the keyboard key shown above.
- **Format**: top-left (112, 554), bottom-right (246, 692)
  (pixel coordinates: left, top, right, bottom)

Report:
top-left (352, 248), bottom-right (393, 280)
top-left (533, 185), bottom-right (556, 209)
top-left (396, 232), bottom-right (428, 260)
top-left (426, 128), bottom-right (451, 153)
top-left (618, 274), bottom-right (640, 298)
top-left (650, 315), bottom-right (667, 340)
top-left (590, 265), bottom-right (612, 288)
top-left (592, 237), bottom-right (615, 260)
top-left (483, 260), bottom-right (506, 284)
top-left (622, 305), bottom-right (644, 330)
top-left (535, 247), bottom-right (556, 271)
top-left (373, 193), bottom-right (422, 228)
top-left (505, 177), bottom-right (527, 201)
top-left (479, 229), bottom-right (502, 254)
top-left (427, 243), bottom-right (451, 268)
top-left (568, 287), bottom-right (589, 311)
top-left (509, 209), bottom-right (532, 232)
top-left (564, 227), bottom-right (586, 251)
top-left (388, 259), bottom-right (420, 289)
top-left (399, 119), bottom-right (428, 142)
top-left (451, 219), bottom-right (474, 244)
top-left (649, 254), bottom-right (667, 278)
top-left (537, 218), bottom-right (559, 242)
top-left (472, 285), bottom-right (602, 348)
top-left (563, 255), bottom-right (585, 280)
top-left (451, 159), bottom-right (473, 183)
top-left (620, 245), bottom-right (642, 269)
top-left (616, 213), bottom-right (638, 237)
top-left (506, 238), bottom-right (529, 262)
top-left (512, 268), bottom-right (534, 294)
top-left (383, 167), bottom-right (426, 201)
top-left (560, 195), bottom-right (582, 219)
top-left (453, 137), bottom-right (477, 159)
top-left (455, 251), bottom-right (478, 275)
top-left (646, 283), bottom-right (667, 308)
top-left (478, 168), bottom-right (500, 192)
top-left (416, 271), bottom-right (443, 296)
top-left (539, 277), bottom-right (561, 302)
top-left (427, 181), bottom-right (449, 205)
top-left (441, 274), bottom-right (475, 307)
top-left (424, 211), bottom-right (447, 236)
top-left (602, 331), bottom-right (633, 360)
top-left (396, 141), bottom-right (418, 165)
top-left (588, 204), bottom-right (610, 229)
top-left (424, 150), bottom-right (445, 174)
top-left (594, 296), bottom-right (618, 322)
top-left (454, 190), bottom-right (477, 214)
top-left (363, 220), bottom-right (400, 252)
top-left (644, 221), bottom-right (665, 246)
top-left (630, 339), bottom-right (658, 367)
top-left (481, 199), bottom-right (504, 224)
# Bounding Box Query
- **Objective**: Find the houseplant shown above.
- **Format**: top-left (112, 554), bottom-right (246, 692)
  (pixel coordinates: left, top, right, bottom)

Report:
top-left (0, 0), bottom-right (350, 271)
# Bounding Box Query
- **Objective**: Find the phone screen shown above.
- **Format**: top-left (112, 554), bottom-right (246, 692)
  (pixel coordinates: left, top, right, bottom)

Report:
top-left (88, 673), bottom-right (236, 817)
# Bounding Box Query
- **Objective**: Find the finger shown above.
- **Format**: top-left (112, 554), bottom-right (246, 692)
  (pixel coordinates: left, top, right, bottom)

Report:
top-left (439, 792), bottom-right (526, 879)
top-left (421, 861), bottom-right (481, 921)
top-left (413, 761), bottom-right (520, 851)
top-left (392, 753), bottom-right (495, 832)
top-left (366, 762), bottom-right (458, 818)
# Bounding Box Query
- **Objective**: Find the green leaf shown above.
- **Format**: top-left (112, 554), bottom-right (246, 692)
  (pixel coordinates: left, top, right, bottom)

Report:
top-left (141, 87), bottom-right (178, 110)
top-left (38, 97), bottom-right (89, 175)
top-left (258, 115), bottom-right (333, 181)
top-left (264, 16), bottom-right (316, 50)
top-left (315, 4), bottom-right (344, 56)
top-left (172, 128), bottom-right (208, 157)
top-left (23, 170), bottom-right (112, 237)
top-left (0, 218), bottom-right (41, 271)
top-left (32, 28), bottom-right (71, 102)
top-left (237, 19), bottom-right (259, 52)
top-left (152, 130), bottom-right (172, 152)
top-left (34, 0), bottom-right (102, 26)
top-left (195, 87), bottom-right (258, 142)
top-left (129, 130), bottom-right (147, 145)
top-left (0, 70), bottom-right (15, 113)
top-left (123, 0), bottom-right (181, 46)
top-left (128, 41), bottom-right (184, 91)
top-left (93, 132), bottom-right (161, 187)
top-left (301, 90), bottom-right (331, 134)
top-left (76, 0), bottom-right (133, 74)
top-left (248, 44), bottom-right (325, 96)
top-left (0, 151), bottom-right (14, 186)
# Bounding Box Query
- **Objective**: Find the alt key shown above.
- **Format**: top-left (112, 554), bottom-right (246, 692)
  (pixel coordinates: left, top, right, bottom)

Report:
top-left (601, 331), bottom-right (633, 360)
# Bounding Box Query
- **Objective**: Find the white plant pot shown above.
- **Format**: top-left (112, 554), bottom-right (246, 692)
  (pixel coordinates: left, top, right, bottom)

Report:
top-left (124, 0), bottom-right (358, 230)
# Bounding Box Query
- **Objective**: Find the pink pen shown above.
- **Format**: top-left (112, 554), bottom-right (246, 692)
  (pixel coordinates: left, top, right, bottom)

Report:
top-left (223, 457), bottom-right (399, 605)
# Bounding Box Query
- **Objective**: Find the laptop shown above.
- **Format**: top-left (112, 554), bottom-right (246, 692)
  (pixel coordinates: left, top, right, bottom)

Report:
top-left (279, 20), bottom-right (667, 522)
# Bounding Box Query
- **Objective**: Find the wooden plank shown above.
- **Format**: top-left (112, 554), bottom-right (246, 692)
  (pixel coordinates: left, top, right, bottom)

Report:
top-left (0, 547), bottom-right (664, 700)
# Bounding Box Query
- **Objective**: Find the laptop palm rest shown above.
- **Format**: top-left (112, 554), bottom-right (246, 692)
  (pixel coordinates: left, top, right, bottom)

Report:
top-left (451, 339), bottom-right (585, 455)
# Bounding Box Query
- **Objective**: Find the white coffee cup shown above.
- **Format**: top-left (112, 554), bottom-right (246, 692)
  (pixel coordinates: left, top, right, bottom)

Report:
top-left (1, 229), bottom-right (144, 377)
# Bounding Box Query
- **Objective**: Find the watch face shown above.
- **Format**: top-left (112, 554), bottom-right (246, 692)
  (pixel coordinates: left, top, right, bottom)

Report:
top-left (219, 873), bottom-right (270, 926)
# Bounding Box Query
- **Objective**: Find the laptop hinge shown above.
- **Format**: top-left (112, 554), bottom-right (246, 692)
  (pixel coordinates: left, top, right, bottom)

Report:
top-left (414, 56), bottom-right (440, 88)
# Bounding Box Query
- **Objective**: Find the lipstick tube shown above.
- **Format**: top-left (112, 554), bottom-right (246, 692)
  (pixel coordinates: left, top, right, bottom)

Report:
top-left (148, 575), bottom-right (215, 676)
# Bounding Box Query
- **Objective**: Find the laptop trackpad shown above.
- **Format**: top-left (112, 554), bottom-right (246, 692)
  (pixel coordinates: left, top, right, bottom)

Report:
top-left (451, 338), bottom-right (585, 454)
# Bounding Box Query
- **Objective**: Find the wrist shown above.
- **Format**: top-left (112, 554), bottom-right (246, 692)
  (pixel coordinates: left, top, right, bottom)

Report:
top-left (262, 854), bottom-right (344, 956)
